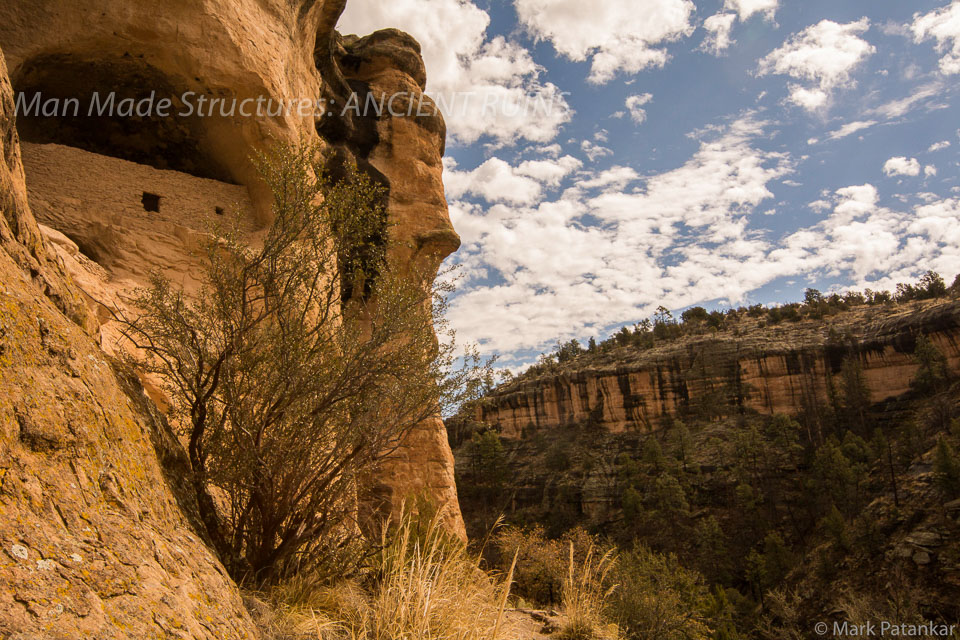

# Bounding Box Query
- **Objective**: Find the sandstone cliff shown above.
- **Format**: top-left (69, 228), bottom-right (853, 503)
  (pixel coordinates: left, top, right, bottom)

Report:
top-left (1, 0), bottom-right (468, 635)
top-left (473, 300), bottom-right (960, 438)
top-left (0, 0), bottom-right (464, 537)
top-left (1, 47), bottom-right (261, 639)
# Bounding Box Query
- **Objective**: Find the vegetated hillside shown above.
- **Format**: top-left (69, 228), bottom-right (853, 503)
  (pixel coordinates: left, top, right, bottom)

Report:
top-left (450, 282), bottom-right (960, 636)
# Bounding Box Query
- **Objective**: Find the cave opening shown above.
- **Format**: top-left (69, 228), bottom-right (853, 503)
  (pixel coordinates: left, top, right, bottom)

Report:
top-left (12, 54), bottom-right (236, 183)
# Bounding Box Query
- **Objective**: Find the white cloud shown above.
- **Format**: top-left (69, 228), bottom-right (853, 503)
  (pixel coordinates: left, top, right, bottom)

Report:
top-left (581, 140), bottom-right (613, 161)
top-left (702, 0), bottom-right (777, 56)
top-left (625, 93), bottom-right (654, 124)
top-left (443, 153), bottom-right (584, 206)
top-left (724, 0), bottom-right (778, 21)
top-left (514, 0), bottom-right (696, 84)
top-left (445, 115), bottom-right (795, 357)
top-left (868, 82), bottom-right (944, 119)
top-left (443, 157), bottom-right (545, 205)
top-left (882, 156), bottom-right (921, 177)
top-left (517, 155), bottom-right (583, 186)
top-left (339, 0), bottom-right (572, 145)
top-left (826, 120), bottom-right (877, 140)
top-left (925, 164), bottom-right (938, 178)
top-left (912, 2), bottom-right (960, 74)
top-left (758, 18), bottom-right (876, 111)
top-left (536, 143), bottom-right (563, 157)
top-left (928, 140), bottom-right (951, 152)
top-left (702, 13), bottom-right (738, 55)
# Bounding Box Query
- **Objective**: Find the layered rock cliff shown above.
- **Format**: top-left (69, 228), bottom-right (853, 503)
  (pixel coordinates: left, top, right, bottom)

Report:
top-left (473, 300), bottom-right (960, 438)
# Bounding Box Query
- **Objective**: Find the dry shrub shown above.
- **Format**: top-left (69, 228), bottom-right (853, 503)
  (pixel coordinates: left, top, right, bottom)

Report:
top-left (493, 525), bottom-right (599, 607)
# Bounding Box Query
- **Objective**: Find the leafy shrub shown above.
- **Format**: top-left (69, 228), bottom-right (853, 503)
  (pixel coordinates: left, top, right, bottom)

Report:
top-left (610, 543), bottom-right (715, 640)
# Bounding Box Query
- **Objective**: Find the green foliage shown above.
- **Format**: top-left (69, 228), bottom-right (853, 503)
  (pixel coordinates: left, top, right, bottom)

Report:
top-left (910, 334), bottom-right (950, 395)
top-left (471, 430), bottom-right (509, 488)
top-left (838, 355), bottom-right (871, 433)
top-left (546, 441), bottom-right (573, 472)
top-left (652, 475), bottom-right (689, 516)
top-left (822, 504), bottom-right (850, 552)
top-left (759, 532), bottom-right (794, 588)
top-left (933, 437), bottom-right (960, 498)
top-left (555, 338), bottom-right (585, 363)
top-left (610, 543), bottom-right (715, 640)
top-left (622, 486), bottom-right (644, 525)
top-left (804, 288), bottom-right (824, 306)
top-left (507, 272), bottom-right (951, 383)
top-left (681, 306), bottom-right (710, 324)
top-left (640, 436), bottom-right (667, 471)
top-left (811, 440), bottom-right (866, 515)
top-left (896, 270), bottom-right (948, 302)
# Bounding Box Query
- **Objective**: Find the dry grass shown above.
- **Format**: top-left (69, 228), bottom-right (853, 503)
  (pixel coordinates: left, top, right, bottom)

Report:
top-left (263, 508), bottom-right (518, 640)
top-left (557, 542), bottom-right (619, 640)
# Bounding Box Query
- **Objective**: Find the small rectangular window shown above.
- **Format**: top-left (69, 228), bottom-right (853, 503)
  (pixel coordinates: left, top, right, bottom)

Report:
top-left (142, 192), bottom-right (161, 212)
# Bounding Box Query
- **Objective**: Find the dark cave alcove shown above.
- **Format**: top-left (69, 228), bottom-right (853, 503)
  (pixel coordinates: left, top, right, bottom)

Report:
top-left (12, 54), bottom-right (236, 183)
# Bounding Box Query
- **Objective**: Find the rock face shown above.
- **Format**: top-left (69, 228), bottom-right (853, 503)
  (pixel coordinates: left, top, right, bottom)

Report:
top-left (475, 301), bottom-right (960, 439)
top-left (0, 48), bottom-right (260, 639)
top-left (0, 0), bottom-right (465, 538)
top-left (323, 28), bottom-right (465, 539)
top-left (0, 0), bottom-right (467, 635)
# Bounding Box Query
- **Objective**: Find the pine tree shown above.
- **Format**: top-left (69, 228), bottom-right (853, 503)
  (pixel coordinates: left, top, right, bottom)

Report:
top-left (838, 355), bottom-right (871, 433)
top-left (911, 334), bottom-right (950, 395)
top-left (934, 437), bottom-right (960, 498)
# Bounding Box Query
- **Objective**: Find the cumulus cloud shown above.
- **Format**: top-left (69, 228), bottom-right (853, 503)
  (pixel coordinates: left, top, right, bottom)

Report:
top-left (701, 13), bottom-right (738, 55)
top-left (445, 115), bottom-right (795, 357)
top-left (339, 0), bottom-right (571, 145)
top-left (925, 165), bottom-right (938, 178)
top-left (447, 110), bottom-right (960, 365)
top-left (882, 156), bottom-right (921, 177)
top-left (724, 0), bottom-right (778, 21)
top-left (928, 140), bottom-right (951, 152)
top-left (625, 93), bottom-right (654, 124)
top-left (443, 157), bottom-right (546, 206)
top-left (758, 18), bottom-right (875, 111)
top-left (514, 0), bottom-right (696, 84)
top-left (701, 0), bottom-right (777, 56)
top-left (443, 153), bottom-right (583, 206)
top-left (517, 155), bottom-right (583, 186)
top-left (912, 2), bottom-right (960, 74)
top-left (581, 140), bottom-right (614, 161)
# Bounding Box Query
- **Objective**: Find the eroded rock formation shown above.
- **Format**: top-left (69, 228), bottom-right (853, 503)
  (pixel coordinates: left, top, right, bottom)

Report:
top-left (474, 301), bottom-right (960, 438)
top-left (0, 48), bottom-right (260, 639)
top-left (1, 0), bottom-right (467, 635)
top-left (0, 0), bottom-right (465, 542)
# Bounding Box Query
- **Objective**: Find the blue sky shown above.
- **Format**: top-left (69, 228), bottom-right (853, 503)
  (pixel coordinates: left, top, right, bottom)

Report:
top-left (340, 0), bottom-right (960, 369)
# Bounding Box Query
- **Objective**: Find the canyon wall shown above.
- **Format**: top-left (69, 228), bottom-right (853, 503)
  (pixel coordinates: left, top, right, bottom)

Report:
top-left (1, 48), bottom-right (261, 639)
top-left (476, 301), bottom-right (960, 439)
top-left (0, 0), bottom-right (465, 536)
